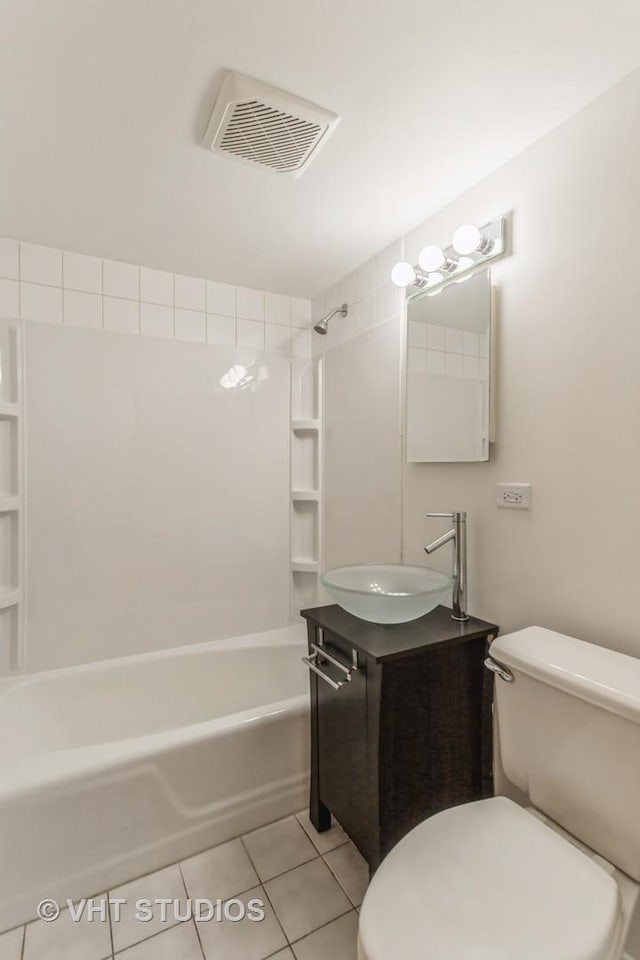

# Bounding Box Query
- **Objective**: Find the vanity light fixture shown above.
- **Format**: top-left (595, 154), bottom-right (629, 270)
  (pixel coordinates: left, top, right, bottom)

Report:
top-left (391, 216), bottom-right (506, 296)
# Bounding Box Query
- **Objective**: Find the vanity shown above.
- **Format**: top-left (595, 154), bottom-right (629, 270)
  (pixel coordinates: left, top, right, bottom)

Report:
top-left (302, 603), bottom-right (499, 871)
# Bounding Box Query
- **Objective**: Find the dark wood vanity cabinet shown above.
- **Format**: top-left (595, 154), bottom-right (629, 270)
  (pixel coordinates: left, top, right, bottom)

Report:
top-left (301, 604), bottom-right (499, 871)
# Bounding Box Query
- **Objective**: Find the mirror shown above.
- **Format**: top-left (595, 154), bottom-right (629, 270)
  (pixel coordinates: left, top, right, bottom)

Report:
top-left (406, 268), bottom-right (491, 462)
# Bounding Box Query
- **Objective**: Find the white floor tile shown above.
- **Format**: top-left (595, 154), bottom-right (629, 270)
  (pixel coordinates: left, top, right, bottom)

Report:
top-left (0, 927), bottom-right (23, 960)
top-left (265, 858), bottom-right (351, 943)
top-left (243, 816), bottom-right (317, 881)
top-left (324, 844), bottom-right (369, 906)
top-left (291, 911), bottom-right (359, 960)
top-left (110, 864), bottom-right (187, 953)
top-left (296, 811), bottom-right (349, 855)
top-left (115, 921), bottom-right (203, 959)
top-left (197, 885), bottom-right (286, 960)
top-left (181, 838), bottom-right (259, 901)
top-left (23, 894), bottom-right (111, 960)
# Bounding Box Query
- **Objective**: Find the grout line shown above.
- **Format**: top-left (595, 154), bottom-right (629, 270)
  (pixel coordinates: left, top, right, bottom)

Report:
top-left (19, 923), bottom-right (25, 960)
top-left (176, 863), bottom-right (206, 960)
top-left (320, 850), bottom-right (363, 909)
top-left (106, 891), bottom-right (115, 959)
top-left (288, 906), bottom-right (355, 946)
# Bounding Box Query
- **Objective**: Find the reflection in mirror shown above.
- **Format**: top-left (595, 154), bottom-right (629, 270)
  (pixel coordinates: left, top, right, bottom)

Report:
top-left (406, 268), bottom-right (491, 462)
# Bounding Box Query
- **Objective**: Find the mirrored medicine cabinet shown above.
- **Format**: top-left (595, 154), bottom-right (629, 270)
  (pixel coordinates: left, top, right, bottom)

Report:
top-left (405, 268), bottom-right (492, 463)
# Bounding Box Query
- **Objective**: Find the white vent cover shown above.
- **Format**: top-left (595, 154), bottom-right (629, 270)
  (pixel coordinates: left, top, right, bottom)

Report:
top-left (203, 72), bottom-right (339, 178)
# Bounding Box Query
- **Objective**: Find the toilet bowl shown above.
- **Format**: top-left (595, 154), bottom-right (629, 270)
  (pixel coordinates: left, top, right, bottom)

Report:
top-left (358, 627), bottom-right (640, 960)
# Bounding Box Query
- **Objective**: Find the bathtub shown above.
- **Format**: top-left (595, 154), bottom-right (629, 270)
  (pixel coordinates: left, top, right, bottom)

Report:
top-left (0, 624), bottom-right (310, 931)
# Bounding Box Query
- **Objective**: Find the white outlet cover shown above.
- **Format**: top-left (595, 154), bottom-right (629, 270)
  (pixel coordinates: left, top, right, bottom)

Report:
top-left (496, 483), bottom-right (531, 509)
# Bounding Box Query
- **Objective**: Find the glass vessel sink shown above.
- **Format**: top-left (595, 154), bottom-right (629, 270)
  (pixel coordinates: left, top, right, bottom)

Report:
top-left (320, 563), bottom-right (452, 624)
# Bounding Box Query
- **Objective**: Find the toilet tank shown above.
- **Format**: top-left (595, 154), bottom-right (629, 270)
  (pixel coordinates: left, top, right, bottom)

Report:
top-left (490, 627), bottom-right (640, 881)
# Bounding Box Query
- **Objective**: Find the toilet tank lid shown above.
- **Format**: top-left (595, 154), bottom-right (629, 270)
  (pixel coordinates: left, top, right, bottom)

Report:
top-left (490, 627), bottom-right (640, 725)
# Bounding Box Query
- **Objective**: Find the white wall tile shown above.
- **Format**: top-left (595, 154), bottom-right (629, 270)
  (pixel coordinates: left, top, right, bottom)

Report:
top-left (206, 313), bottom-right (236, 346)
top-left (140, 266), bottom-right (173, 306)
top-left (237, 286), bottom-right (264, 322)
top-left (408, 347), bottom-right (428, 373)
top-left (291, 297), bottom-right (312, 328)
top-left (311, 295), bottom-right (325, 324)
top-left (103, 296), bottom-right (139, 335)
top-left (0, 279), bottom-right (19, 316)
top-left (63, 289), bottom-right (102, 329)
top-left (408, 320), bottom-right (427, 349)
top-left (174, 308), bottom-right (205, 343)
top-left (375, 283), bottom-right (402, 326)
top-left (445, 327), bottom-right (464, 354)
top-left (265, 322), bottom-right (291, 356)
top-left (445, 352), bottom-right (464, 377)
top-left (292, 328), bottom-right (312, 359)
top-left (63, 251), bottom-right (102, 294)
top-left (265, 292), bottom-right (290, 326)
top-left (20, 282), bottom-right (62, 323)
top-left (427, 349), bottom-right (446, 374)
top-left (175, 274), bottom-right (205, 311)
top-left (103, 259), bottom-right (139, 300)
top-left (375, 239), bottom-right (402, 290)
top-left (478, 332), bottom-right (488, 358)
top-left (141, 302), bottom-right (173, 339)
top-left (20, 242), bottom-right (62, 286)
top-left (357, 259), bottom-right (376, 299)
top-left (463, 331), bottom-right (480, 357)
top-left (206, 280), bottom-right (236, 317)
top-left (463, 355), bottom-right (480, 379)
top-left (237, 317), bottom-right (264, 348)
top-left (427, 324), bottom-right (446, 352)
top-left (359, 295), bottom-right (375, 332)
top-left (0, 239), bottom-right (19, 280)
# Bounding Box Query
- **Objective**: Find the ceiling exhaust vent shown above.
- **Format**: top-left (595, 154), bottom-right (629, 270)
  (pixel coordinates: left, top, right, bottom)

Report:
top-left (203, 72), bottom-right (339, 178)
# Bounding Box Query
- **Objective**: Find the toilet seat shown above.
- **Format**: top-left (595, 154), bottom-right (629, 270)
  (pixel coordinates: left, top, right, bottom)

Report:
top-left (358, 797), bottom-right (622, 960)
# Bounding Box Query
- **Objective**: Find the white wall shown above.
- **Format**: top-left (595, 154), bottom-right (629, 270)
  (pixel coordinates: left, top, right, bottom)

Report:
top-left (318, 67), bottom-right (640, 659)
top-left (0, 237), bottom-right (314, 671)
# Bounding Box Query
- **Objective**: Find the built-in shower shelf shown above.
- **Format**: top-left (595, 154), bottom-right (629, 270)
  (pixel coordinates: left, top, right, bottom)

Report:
top-left (0, 317), bottom-right (24, 673)
top-left (291, 560), bottom-right (320, 574)
top-left (0, 589), bottom-right (20, 611)
top-left (292, 420), bottom-right (320, 432)
top-left (291, 490), bottom-right (320, 502)
top-left (290, 357), bottom-right (323, 619)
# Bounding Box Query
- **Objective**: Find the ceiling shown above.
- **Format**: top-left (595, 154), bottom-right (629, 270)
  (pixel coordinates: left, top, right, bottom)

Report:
top-left (1, 0), bottom-right (639, 298)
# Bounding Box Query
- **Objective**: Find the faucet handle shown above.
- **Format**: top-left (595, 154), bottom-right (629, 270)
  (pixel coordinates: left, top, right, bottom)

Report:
top-left (427, 511), bottom-right (467, 521)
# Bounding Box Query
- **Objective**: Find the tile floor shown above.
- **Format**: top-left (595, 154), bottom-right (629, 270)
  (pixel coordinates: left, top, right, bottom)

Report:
top-left (0, 811), bottom-right (368, 960)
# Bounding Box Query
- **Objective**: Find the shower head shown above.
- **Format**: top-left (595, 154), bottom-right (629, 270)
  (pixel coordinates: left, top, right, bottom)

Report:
top-left (313, 303), bottom-right (348, 335)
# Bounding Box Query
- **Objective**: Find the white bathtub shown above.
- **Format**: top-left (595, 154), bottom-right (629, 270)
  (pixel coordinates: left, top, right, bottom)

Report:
top-left (0, 624), bottom-right (310, 932)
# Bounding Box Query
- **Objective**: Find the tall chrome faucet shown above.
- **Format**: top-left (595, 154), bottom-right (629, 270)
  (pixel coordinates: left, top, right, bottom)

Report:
top-left (424, 512), bottom-right (469, 622)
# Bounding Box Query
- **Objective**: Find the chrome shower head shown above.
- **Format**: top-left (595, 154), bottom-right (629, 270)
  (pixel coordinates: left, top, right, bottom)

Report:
top-left (313, 303), bottom-right (348, 335)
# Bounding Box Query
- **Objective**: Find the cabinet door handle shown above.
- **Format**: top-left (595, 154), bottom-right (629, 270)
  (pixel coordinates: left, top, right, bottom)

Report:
top-left (302, 652), bottom-right (345, 691)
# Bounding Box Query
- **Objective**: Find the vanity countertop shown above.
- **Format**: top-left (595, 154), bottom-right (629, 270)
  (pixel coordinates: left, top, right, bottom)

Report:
top-left (300, 603), bottom-right (499, 663)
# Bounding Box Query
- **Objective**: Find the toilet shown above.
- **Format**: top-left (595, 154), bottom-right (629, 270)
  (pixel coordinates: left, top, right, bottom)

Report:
top-left (358, 626), bottom-right (640, 960)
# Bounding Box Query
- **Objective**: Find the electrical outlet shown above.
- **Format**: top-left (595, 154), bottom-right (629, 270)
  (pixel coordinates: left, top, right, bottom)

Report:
top-left (496, 483), bottom-right (531, 509)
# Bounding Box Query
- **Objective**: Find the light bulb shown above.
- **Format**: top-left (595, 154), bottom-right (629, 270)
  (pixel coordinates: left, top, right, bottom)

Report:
top-left (426, 272), bottom-right (443, 287)
top-left (418, 245), bottom-right (445, 272)
top-left (391, 261), bottom-right (416, 288)
top-left (453, 224), bottom-right (484, 255)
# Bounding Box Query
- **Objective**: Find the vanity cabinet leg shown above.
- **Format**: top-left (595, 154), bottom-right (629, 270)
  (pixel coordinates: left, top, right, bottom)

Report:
top-left (308, 621), bottom-right (332, 833)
